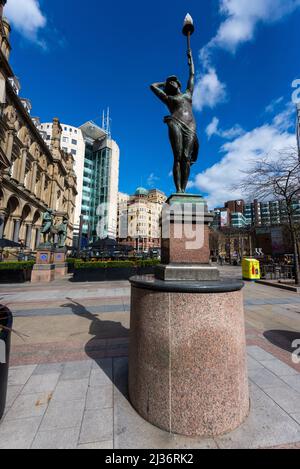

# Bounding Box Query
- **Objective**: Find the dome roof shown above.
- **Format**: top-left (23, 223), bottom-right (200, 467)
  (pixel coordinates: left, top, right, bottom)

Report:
top-left (135, 187), bottom-right (149, 196)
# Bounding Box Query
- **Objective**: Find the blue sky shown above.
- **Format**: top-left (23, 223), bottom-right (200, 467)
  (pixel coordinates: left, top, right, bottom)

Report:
top-left (4, 0), bottom-right (300, 207)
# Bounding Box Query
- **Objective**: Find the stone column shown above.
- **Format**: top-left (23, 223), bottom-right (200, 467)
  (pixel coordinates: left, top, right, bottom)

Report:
top-left (5, 130), bottom-right (14, 164)
top-left (30, 162), bottom-right (37, 194)
top-left (13, 218), bottom-right (21, 243)
top-left (12, 156), bottom-right (20, 180)
top-left (0, 211), bottom-right (6, 239)
top-left (37, 172), bottom-right (45, 200)
top-left (34, 228), bottom-right (41, 249)
top-left (50, 180), bottom-right (57, 209)
top-left (18, 149), bottom-right (27, 184)
top-left (25, 224), bottom-right (32, 248)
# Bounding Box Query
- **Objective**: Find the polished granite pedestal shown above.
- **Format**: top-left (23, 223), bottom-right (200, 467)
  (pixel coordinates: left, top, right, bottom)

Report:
top-left (128, 194), bottom-right (250, 437)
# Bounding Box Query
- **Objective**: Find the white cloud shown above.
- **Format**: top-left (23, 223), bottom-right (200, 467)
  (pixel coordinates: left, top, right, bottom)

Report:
top-left (147, 173), bottom-right (160, 187)
top-left (5, 0), bottom-right (47, 46)
top-left (206, 117), bottom-right (220, 139)
top-left (188, 105), bottom-right (297, 208)
top-left (265, 96), bottom-right (284, 114)
top-left (202, 0), bottom-right (300, 57)
top-left (196, 0), bottom-right (300, 110)
top-left (205, 116), bottom-right (244, 140)
top-left (194, 68), bottom-right (227, 111)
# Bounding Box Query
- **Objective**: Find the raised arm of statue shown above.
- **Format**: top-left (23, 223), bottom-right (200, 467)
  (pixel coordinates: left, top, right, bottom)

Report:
top-left (150, 82), bottom-right (168, 104)
top-left (187, 49), bottom-right (195, 94)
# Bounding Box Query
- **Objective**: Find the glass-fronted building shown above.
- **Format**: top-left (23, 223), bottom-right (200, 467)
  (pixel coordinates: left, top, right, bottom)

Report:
top-left (215, 198), bottom-right (300, 229)
top-left (80, 122), bottom-right (120, 241)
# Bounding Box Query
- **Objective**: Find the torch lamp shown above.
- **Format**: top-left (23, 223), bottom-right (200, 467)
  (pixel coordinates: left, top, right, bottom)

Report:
top-left (182, 13), bottom-right (195, 50)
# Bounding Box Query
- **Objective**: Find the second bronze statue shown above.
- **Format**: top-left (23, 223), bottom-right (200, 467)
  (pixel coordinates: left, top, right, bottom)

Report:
top-left (150, 17), bottom-right (199, 193)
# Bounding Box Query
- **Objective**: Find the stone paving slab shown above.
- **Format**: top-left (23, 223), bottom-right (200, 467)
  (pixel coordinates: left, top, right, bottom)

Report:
top-left (0, 416), bottom-right (42, 449)
top-left (8, 365), bottom-right (37, 386)
top-left (5, 393), bottom-right (49, 421)
top-left (1, 287), bottom-right (130, 303)
top-left (79, 408), bottom-right (113, 445)
top-left (0, 347), bottom-right (300, 449)
top-left (10, 304), bottom-right (130, 317)
top-left (215, 383), bottom-right (300, 449)
top-left (31, 427), bottom-right (81, 450)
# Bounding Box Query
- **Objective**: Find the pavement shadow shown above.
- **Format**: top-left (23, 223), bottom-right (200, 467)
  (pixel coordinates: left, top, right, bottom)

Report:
top-left (61, 298), bottom-right (129, 397)
top-left (263, 330), bottom-right (300, 354)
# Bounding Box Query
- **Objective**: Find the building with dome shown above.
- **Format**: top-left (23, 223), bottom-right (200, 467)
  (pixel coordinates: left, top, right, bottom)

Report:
top-left (117, 188), bottom-right (167, 252)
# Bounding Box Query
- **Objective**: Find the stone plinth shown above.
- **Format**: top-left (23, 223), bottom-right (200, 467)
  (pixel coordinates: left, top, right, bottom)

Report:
top-left (53, 250), bottom-right (66, 264)
top-left (54, 263), bottom-right (67, 279)
top-left (128, 277), bottom-right (250, 437)
top-left (35, 249), bottom-right (54, 265)
top-left (31, 247), bottom-right (55, 283)
top-left (155, 264), bottom-right (220, 282)
top-left (160, 194), bottom-right (213, 278)
top-left (53, 250), bottom-right (67, 279)
top-left (31, 264), bottom-right (55, 283)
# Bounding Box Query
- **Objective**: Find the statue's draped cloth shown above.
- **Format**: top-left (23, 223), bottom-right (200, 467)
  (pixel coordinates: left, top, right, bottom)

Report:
top-left (164, 115), bottom-right (199, 164)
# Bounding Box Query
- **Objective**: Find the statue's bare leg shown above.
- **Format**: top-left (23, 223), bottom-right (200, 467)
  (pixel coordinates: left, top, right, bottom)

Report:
top-left (181, 160), bottom-right (191, 192)
top-left (168, 121), bottom-right (183, 193)
top-left (181, 135), bottom-right (194, 192)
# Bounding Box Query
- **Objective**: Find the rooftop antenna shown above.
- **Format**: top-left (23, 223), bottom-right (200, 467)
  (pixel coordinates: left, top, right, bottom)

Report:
top-left (102, 107), bottom-right (112, 139)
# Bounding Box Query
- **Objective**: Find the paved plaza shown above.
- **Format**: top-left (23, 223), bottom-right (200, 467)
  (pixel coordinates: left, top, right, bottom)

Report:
top-left (0, 266), bottom-right (300, 449)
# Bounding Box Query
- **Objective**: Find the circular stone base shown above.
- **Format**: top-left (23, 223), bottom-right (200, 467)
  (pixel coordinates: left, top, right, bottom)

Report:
top-left (128, 276), bottom-right (250, 437)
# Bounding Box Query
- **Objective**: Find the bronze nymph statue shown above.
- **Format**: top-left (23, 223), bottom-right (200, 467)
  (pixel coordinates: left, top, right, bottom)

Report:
top-left (150, 14), bottom-right (199, 193)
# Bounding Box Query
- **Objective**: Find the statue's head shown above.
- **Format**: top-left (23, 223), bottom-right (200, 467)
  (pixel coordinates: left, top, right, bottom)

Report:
top-left (165, 76), bottom-right (182, 96)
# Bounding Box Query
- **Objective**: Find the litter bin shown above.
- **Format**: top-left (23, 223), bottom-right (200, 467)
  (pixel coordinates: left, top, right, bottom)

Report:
top-left (242, 258), bottom-right (261, 281)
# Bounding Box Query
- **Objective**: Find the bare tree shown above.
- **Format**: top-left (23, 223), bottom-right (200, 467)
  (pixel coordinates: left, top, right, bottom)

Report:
top-left (233, 147), bottom-right (300, 284)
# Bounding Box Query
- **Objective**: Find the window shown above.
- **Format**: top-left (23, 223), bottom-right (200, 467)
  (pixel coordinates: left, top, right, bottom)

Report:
top-left (63, 147), bottom-right (68, 152)
top-left (46, 135), bottom-right (51, 140)
top-left (72, 139), bottom-right (77, 145)
top-left (71, 149), bottom-right (77, 155)
top-left (62, 137), bottom-right (69, 143)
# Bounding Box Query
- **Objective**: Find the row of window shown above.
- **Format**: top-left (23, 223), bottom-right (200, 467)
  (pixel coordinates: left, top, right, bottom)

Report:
top-left (40, 124), bottom-right (78, 135)
top-left (62, 137), bottom-right (78, 145)
top-left (62, 147), bottom-right (77, 155)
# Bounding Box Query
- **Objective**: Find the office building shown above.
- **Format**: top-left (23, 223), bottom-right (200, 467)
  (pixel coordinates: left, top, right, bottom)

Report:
top-left (117, 188), bottom-right (167, 251)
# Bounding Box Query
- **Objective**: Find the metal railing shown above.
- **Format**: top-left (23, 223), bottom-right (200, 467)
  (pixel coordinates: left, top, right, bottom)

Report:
top-left (260, 264), bottom-right (294, 280)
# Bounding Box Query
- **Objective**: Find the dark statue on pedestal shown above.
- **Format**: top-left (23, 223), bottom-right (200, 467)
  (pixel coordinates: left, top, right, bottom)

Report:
top-left (40, 209), bottom-right (54, 246)
top-left (56, 216), bottom-right (68, 249)
top-left (39, 210), bottom-right (68, 248)
top-left (150, 14), bottom-right (199, 193)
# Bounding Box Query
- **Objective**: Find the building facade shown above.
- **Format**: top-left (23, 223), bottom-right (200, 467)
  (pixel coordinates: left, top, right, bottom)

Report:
top-left (38, 121), bottom-right (85, 231)
top-left (212, 198), bottom-right (300, 257)
top-left (214, 199), bottom-right (300, 229)
top-left (37, 120), bottom-right (120, 245)
top-left (79, 122), bottom-right (120, 241)
top-left (117, 188), bottom-right (167, 251)
top-left (0, 4), bottom-right (77, 249)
